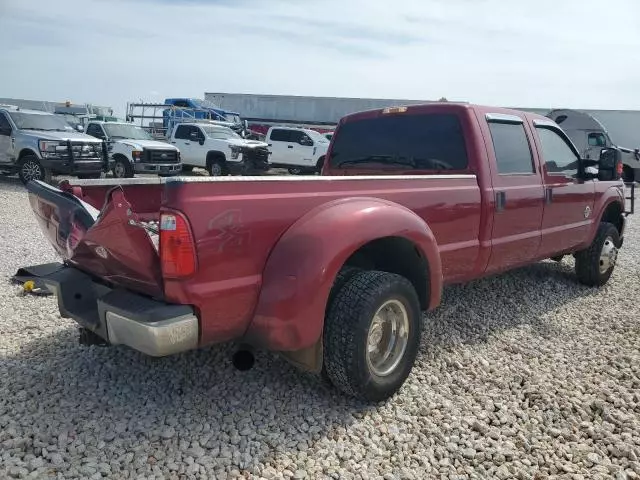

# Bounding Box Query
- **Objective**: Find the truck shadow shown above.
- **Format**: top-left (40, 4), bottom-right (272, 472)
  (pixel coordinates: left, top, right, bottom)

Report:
top-left (0, 259), bottom-right (603, 474)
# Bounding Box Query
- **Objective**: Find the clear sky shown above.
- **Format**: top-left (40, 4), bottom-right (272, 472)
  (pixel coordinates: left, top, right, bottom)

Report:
top-left (1, 0), bottom-right (639, 115)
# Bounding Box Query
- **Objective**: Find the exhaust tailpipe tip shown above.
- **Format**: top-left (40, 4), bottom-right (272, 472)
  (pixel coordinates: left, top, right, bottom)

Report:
top-left (232, 345), bottom-right (255, 371)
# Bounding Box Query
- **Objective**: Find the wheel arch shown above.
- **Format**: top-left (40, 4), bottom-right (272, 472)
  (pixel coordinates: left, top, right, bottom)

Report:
top-left (245, 196), bottom-right (442, 354)
top-left (206, 150), bottom-right (226, 166)
top-left (18, 149), bottom-right (38, 160)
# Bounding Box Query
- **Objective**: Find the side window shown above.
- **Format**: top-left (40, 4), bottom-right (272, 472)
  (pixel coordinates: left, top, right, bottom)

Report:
top-left (175, 125), bottom-right (191, 140)
top-left (0, 113), bottom-right (11, 135)
top-left (270, 129), bottom-right (290, 142)
top-left (288, 131), bottom-right (304, 144)
top-left (86, 124), bottom-right (105, 139)
top-left (536, 127), bottom-right (580, 176)
top-left (588, 132), bottom-right (606, 147)
top-left (173, 100), bottom-right (190, 108)
top-left (487, 121), bottom-right (535, 174)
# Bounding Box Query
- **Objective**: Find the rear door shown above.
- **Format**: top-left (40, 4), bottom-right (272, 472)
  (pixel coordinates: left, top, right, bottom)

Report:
top-left (530, 119), bottom-right (596, 256)
top-left (0, 113), bottom-right (12, 164)
top-left (482, 113), bottom-right (545, 273)
top-left (267, 128), bottom-right (292, 165)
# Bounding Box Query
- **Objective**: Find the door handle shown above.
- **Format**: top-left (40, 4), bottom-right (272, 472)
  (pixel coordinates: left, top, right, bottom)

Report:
top-left (495, 191), bottom-right (506, 212)
top-left (185, 142), bottom-right (190, 145)
top-left (545, 187), bottom-right (553, 204)
top-left (171, 141), bottom-right (176, 144)
top-left (268, 143), bottom-right (272, 147)
top-left (287, 145), bottom-right (293, 149)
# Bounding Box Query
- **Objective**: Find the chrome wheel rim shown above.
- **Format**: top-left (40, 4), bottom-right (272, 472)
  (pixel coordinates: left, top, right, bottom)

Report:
top-left (22, 161), bottom-right (42, 181)
top-left (599, 236), bottom-right (618, 274)
top-left (366, 299), bottom-right (410, 377)
top-left (210, 163), bottom-right (222, 176)
top-left (114, 162), bottom-right (126, 178)
top-left (289, 168), bottom-right (302, 175)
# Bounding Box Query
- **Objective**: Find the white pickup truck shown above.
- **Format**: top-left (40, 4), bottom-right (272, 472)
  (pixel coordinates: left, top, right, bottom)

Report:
top-left (168, 122), bottom-right (270, 176)
top-left (85, 121), bottom-right (181, 178)
top-left (265, 126), bottom-right (329, 174)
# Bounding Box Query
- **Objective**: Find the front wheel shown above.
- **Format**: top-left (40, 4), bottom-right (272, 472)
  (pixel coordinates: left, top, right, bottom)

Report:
top-left (18, 155), bottom-right (51, 185)
top-left (113, 157), bottom-right (134, 178)
top-left (208, 159), bottom-right (227, 176)
top-left (574, 222), bottom-right (620, 287)
top-left (323, 270), bottom-right (422, 402)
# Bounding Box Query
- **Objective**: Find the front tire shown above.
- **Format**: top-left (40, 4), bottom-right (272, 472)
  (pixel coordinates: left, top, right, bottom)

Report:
top-left (18, 155), bottom-right (51, 185)
top-left (575, 222), bottom-right (620, 287)
top-left (112, 157), bottom-right (134, 178)
top-left (323, 270), bottom-right (422, 402)
top-left (208, 158), bottom-right (227, 176)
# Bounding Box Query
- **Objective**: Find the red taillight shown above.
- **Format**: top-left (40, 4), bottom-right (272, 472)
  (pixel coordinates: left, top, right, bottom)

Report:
top-left (616, 160), bottom-right (623, 178)
top-left (160, 211), bottom-right (196, 278)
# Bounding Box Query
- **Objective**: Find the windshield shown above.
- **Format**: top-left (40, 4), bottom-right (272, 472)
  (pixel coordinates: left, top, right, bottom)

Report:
top-left (103, 123), bottom-right (153, 140)
top-left (9, 112), bottom-right (74, 132)
top-left (306, 129), bottom-right (330, 143)
top-left (201, 126), bottom-right (240, 140)
top-left (329, 113), bottom-right (469, 171)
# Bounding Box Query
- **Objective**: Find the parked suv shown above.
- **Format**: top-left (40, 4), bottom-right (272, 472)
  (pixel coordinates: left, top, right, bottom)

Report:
top-left (266, 126), bottom-right (329, 174)
top-left (85, 121), bottom-right (182, 178)
top-left (0, 106), bottom-right (108, 184)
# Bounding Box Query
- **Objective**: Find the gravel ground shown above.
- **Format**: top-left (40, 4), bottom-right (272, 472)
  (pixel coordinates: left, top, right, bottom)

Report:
top-left (0, 176), bottom-right (639, 480)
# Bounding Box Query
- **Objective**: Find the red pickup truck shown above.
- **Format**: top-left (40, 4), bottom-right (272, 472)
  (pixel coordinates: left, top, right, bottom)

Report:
top-left (23, 102), bottom-right (631, 402)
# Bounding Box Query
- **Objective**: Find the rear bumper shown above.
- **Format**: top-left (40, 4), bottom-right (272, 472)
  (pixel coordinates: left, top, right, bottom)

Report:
top-left (29, 262), bottom-right (198, 357)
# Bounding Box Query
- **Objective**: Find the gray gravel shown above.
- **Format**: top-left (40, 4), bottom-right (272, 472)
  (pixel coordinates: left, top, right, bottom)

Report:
top-left (1, 175), bottom-right (639, 480)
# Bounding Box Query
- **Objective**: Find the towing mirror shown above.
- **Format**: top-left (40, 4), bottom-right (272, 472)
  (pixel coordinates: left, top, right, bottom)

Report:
top-left (598, 147), bottom-right (621, 181)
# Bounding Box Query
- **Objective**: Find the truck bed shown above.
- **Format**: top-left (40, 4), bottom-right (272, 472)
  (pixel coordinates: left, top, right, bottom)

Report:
top-left (28, 174), bottom-right (483, 347)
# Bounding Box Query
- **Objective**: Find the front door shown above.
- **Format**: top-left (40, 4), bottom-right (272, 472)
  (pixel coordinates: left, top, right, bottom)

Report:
top-left (172, 125), bottom-right (199, 165)
top-left (0, 113), bottom-right (13, 165)
top-left (531, 119), bottom-right (596, 256)
top-left (482, 113), bottom-right (545, 273)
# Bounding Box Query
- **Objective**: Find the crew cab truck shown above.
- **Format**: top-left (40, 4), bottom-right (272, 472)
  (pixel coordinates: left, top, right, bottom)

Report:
top-left (84, 121), bottom-right (182, 178)
top-left (168, 122), bottom-right (270, 176)
top-left (21, 102), bottom-right (630, 402)
top-left (0, 107), bottom-right (109, 184)
top-left (266, 126), bottom-right (329, 174)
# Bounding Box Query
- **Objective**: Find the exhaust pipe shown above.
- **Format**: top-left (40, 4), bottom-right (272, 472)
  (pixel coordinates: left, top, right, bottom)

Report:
top-left (231, 344), bottom-right (255, 371)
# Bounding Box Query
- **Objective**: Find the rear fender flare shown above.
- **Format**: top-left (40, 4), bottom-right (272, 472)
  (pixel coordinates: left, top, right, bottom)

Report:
top-left (246, 197), bottom-right (442, 351)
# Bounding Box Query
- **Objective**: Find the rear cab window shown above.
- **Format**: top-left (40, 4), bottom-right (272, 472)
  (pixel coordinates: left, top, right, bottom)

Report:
top-left (328, 112), bottom-right (469, 172)
top-left (486, 119), bottom-right (535, 174)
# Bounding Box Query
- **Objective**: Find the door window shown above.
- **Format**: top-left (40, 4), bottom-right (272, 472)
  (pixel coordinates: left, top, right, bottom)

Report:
top-left (86, 123), bottom-right (105, 139)
top-left (588, 132), bottom-right (606, 147)
top-left (487, 121), bottom-right (535, 174)
top-left (270, 129), bottom-right (291, 142)
top-left (536, 127), bottom-right (580, 177)
top-left (175, 125), bottom-right (192, 140)
top-left (0, 113), bottom-right (11, 135)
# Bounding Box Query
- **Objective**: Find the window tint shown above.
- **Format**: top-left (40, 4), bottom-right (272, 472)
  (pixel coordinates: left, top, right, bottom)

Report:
top-left (536, 127), bottom-right (579, 176)
top-left (270, 129), bottom-right (291, 142)
top-left (175, 125), bottom-right (192, 140)
top-left (588, 132), bottom-right (606, 147)
top-left (0, 113), bottom-right (11, 133)
top-left (487, 122), bottom-right (534, 174)
top-left (86, 123), bottom-right (105, 138)
top-left (329, 113), bottom-right (468, 171)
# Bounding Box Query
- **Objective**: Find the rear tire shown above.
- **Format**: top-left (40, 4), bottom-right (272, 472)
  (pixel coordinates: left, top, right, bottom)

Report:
top-left (18, 155), bottom-right (51, 185)
top-left (323, 270), bottom-right (422, 402)
top-left (574, 222), bottom-right (620, 287)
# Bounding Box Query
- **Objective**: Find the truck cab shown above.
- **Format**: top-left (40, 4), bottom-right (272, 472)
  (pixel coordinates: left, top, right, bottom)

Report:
top-left (168, 122), bottom-right (270, 176)
top-left (0, 106), bottom-right (108, 183)
top-left (84, 121), bottom-right (181, 178)
top-left (265, 126), bottom-right (329, 174)
top-left (547, 108), bottom-right (640, 183)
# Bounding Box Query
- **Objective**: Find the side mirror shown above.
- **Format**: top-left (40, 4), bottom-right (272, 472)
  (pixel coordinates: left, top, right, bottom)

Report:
top-left (199, 137), bottom-right (205, 146)
top-left (598, 147), bottom-right (621, 181)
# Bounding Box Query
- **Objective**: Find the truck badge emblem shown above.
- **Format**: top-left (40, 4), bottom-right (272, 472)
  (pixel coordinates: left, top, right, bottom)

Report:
top-left (584, 206), bottom-right (591, 218)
